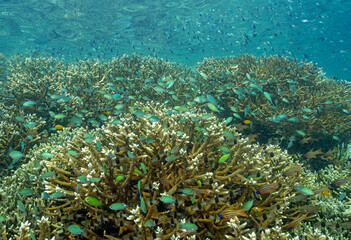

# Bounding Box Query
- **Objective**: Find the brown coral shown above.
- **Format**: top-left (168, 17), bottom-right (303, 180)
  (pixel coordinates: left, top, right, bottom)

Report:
top-left (43, 103), bottom-right (309, 239)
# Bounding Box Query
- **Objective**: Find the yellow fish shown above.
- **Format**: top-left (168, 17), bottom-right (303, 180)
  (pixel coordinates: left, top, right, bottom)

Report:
top-left (243, 120), bottom-right (251, 125)
top-left (55, 124), bottom-right (64, 130)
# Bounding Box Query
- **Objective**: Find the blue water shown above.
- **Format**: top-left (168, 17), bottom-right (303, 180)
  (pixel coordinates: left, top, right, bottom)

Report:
top-left (0, 0), bottom-right (350, 80)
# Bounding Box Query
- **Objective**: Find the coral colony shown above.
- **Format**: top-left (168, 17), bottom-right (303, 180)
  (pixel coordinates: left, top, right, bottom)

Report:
top-left (0, 53), bottom-right (350, 239)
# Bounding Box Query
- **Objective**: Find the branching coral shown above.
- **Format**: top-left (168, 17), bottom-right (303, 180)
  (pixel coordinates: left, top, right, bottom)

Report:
top-left (0, 104), bottom-right (46, 173)
top-left (195, 55), bottom-right (351, 151)
top-left (43, 102), bottom-right (310, 239)
top-left (0, 127), bottom-right (85, 238)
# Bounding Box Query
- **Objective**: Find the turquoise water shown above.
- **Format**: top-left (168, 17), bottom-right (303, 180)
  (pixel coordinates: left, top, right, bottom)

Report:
top-left (0, 0), bottom-right (350, 80)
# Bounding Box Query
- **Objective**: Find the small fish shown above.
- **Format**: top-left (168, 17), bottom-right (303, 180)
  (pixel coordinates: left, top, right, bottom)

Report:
top-left (299, 205), bottom-right (323, 214)
top-left (50, 192), bottom-right (65, 199)
top-left (207, 94), bottom-right (218, 106)
top-left (218, 153), bottom-right (230, 163)
top-left (251, 207), bottom-right (264, 213)
top-left (180, 223), bottom-right (198, 231)
top-left (21, 141), bottom-right (25, 152)
top-left (15, 116), bottom-right (25, 122)
top-left (148, 115), bottom-right (160, 122)
top-left (54, 114), bottom-right (66, 119)
top-left (220, 207), bottom-right (247, 219)
top-left (17, 200), bottom-right (27, 216)
top-left (294, 185), bottom-right (314, 195)
top-left (160, 195), bottom-right (176, 204)
top-left (85, 197), bottom-right (103, 207)
top-left (207, 103), bottom-right (221, 113)
top-left (243, 119), bottom-right (251, 125)
top-left (140, 196), bottom-right (147, 213)
top-left (283, 213), bottom-right (308, 230)
top-left (41, 152), bottom-right (55, 158)
top-left (218, 145), bottom-right (231, 153)
top-left (67, 225), bottom-right (86, 235)
top-left (54, 124), bottom-right (64, 130)
top-left (18, 188), bottom-right (35, 196)
top-left (127, 151), bottom-right (136, 159)
top-left (312, 186), bottom-right (331, 196)
top-left (304, 148), bottom-right (323, 159)
top-left (342, 109), bottom-right (350, 114)
top-left (282, 98), bottom-right (290, 103)
top-left (191, 192), bottom-right (196, 204)
top-left (22, 101), bottom-right (36, 107)
top-left (287, 117), bottom-right (299, 122)
top-left (194, 96), bottom-right (207, 103)
top-left (263, 91), bottom-right (273, 104)
top-left (225, 117), bottom-right (233, 124)
top-left (115, 175), bottom-right (124, 181)
top-left (199, 71), bottom-right (209, 80)
top-left (181, 188), bottom-right (194, 195)
top-left (89, 177), bottom-right (100, 183)
top-left (109, 203), bottom-right (127, 211)
top-left (10, 150), bottom-right (25, 160)
top-left (296, 130), bottom-right (306, 137)
top-left (301, 108), bottom-right (312, 113)
top-left (299, 136), bottom-right (313, 144)
top-left (331, 178), bottom-right (351, 187)
top-left (338, 193), bottom-right (346, 201)
top-left (233, 113), bottom-right (242, 119)
top-left (96, 141), bottom-right (101, 152)
top-left (282, 165), bottom-right (303, 177)
top-left (78, 175), bottom-right (88, 183)
top-left (242, 198), bottom-right (254, 211)
top-left (223, 130), bottom-right (236, 140)
top-left (289, 194), bottom-right (309, 203)
top-left (165, 155), bottom-right (180, 162)
top-left (257, 182), bottom-right (279, 194)
top-left (140, 162), bottom-right (147, 174)
top-left (145, 219), bottom-right (156, 227)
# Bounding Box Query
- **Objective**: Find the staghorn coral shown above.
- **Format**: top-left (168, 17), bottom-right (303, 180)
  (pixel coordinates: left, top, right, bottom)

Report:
top-left (42, 102), bottom-right (310, 239)
top-left (195, 55), bottom-right (351, 152)
top-left (1, 53), bottom-right (351, 173)
top-left (286, 160), bottom-right (351, 239)
top-left (0, 54), bottom-right (197, 176)
top-left (0, 127), bottom-right (87, 238)
top-left (0, 104), bottom-right (46, 173)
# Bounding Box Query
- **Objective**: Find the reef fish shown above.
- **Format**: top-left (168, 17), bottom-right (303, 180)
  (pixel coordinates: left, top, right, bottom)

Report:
top-left (67, 225), bottom-right (86, 235)
top-left (282, 165), bottom-right (302, 177)
top-left (85, 197), bottom-right (103, 207)
top-left (220, 207), bottom-right (247, 218)
top-left (304, 148), bottom-right (323, 159)
top-left (257, 182), bottom-right (279, 194)
top-left (295, 185), bottom-right (314, 195)
top-left (284, 213), bottom-right (308, 230)
top-left (330, 178), bottom-right (351, 187)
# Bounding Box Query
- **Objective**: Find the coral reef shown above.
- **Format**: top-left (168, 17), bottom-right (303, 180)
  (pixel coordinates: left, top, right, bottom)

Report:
top-left (1, 54), bottom-right (350, 176)
top-left (0, 53), bottom-right (350, 239)
top-left (0, 104), bottom-right (46, 173)
top-left (42, 103), bottom-right (309, 239)
top-left (288, 160), bottom-right (351, 239)
top-left (195, 55), bottom-right (351, 152)
top-left (0, 127), bottom-right (86, 238)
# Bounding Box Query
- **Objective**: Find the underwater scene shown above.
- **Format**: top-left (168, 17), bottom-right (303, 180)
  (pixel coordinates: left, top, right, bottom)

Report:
top-left (0, 0), bottom-right (350, 239)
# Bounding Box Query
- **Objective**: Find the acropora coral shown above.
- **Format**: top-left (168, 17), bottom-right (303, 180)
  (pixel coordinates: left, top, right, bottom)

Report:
top-left (0, 53), bottom-right (350, 239)
top-left (41, 103), bottom-right (309, 239)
